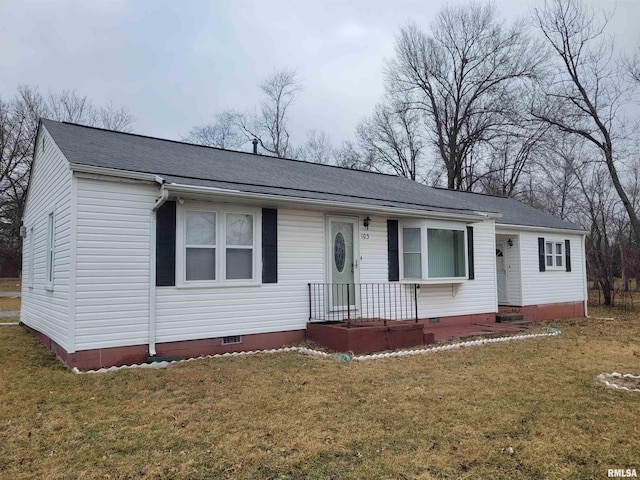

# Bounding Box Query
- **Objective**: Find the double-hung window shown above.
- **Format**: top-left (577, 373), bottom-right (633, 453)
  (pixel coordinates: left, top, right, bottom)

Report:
top-left (182, 206), bottom-right (258, 285)
top-left (400, 221), bottom-right (467, 281)
top-left (45, 209), bottom-right (55, 287)
top-left (402, 228), bottom-right (422, 278)
top-left (185, 211), bottom-right (217, 281)
top-left (225, 213), bottom-right (254, 280)
top-left (27, 227), bottom-right (34, 286)
top-left (545, 241), bottom-right (563, 269)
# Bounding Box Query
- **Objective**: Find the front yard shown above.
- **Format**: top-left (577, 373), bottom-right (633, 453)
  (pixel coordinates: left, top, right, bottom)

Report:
top-left (1, 310), bottom-right (639, 479)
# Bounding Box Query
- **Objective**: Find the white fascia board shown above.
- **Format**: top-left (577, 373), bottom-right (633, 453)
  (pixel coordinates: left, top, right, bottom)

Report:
top-left (69, 163), bottom-right (162, 184)
top-left (496, 223), bottom-right (588, 235)
top-left (164, 182), bottom-right (486, 222)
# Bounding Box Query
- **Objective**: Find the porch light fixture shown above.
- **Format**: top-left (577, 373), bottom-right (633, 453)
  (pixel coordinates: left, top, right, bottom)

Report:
top-left (507, 238), bottom-right (513, 247)
top-left (363, 216), bottom-right (371, 229)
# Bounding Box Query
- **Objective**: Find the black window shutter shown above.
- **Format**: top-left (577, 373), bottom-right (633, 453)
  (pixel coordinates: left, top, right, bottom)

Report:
top-left (262, 208), bottom-right (278, 283)
top-left (387, 220), bottom-right (399, 281)
top-left (565, 239), bottom-right (571, 272)
top-left (538, 237), bottom-right (546, 272)
top-left (467, 226), bottom-right (475, 280)
top-left (156, 201), bottom-right (176, 286)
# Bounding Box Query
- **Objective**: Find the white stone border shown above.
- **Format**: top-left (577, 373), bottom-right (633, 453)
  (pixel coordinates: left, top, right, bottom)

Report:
top-left (597, 372), bottom-right (640, 393)
top-left (72, 328), bottom-right (561, 374)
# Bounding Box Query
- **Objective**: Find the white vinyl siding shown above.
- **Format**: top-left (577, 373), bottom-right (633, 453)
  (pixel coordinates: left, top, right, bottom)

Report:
top-left (74, 178), bottom-right (157, 350)
top-left (20, 127), bottom-right (73, 350)
top-left (156, 208), bottom-right (325, 342)
top-left (521, 232), bottom-right (585, 305)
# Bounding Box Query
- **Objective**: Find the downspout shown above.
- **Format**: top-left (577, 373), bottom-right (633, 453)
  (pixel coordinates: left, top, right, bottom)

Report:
top-left (149, 177), bottom-right (168, 357)
top-left (582, 233), bottom-right (589, 318)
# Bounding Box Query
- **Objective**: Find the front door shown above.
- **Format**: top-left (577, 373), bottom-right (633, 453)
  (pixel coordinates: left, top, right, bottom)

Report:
top-left (496, 242), bottom-right (508, 304)
top-left (328, 217), bottom-right (358, 309)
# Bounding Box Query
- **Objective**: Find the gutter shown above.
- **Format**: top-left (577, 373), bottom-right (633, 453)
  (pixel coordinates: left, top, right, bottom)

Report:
top-left (66, 163), bottom-right (498, 223)
top-left (164, 182), bottom-right (491, 222)
top-left (495, 223), bottom-right (588, 235)
top-left (148, 178), bottom-right (167, 358)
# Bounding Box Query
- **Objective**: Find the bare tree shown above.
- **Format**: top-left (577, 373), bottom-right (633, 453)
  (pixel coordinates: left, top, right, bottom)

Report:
top-left (355, 97), bottom-right (425, 181)
top-left (625, 42), bottom-right (640, 85)
top-left (95, 102), bottom-right (136, 132)
top-left (183, 110), bottom-right (245, 149)
top-left (236, 69), bottom-right (302, 158)
top-left (46, 90), bottom-right (134, 131)
top-left (0, 85), bottom-right (135, 276)
top-left (386, 2), bottom-right (543, 190)
top-left (533, 0), bottom-right (640, 243)
top-left (479, 120), bottom-right (550, 198)
top-left (334, 140), bottom-right (379, 172)
top-left (574, 163), bottom-right (624, 306)
top-left (299, 129), bottom-right (334, 164)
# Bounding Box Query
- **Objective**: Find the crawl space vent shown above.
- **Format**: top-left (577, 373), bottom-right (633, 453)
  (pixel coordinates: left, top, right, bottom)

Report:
top-left (222, 335), bottom-right (242, 345)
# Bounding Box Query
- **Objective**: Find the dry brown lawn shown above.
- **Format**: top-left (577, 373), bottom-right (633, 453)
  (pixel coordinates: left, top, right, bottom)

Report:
top-left (0, 278), bottom-right (21, 291)
top-left (0, 296), bottom-right (21, 312)
top-left (1, 311), bottom-right (639, 479)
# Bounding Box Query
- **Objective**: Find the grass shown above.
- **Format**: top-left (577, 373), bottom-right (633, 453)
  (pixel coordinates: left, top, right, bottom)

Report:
top-left (0, 296), bottom-right (21, 312)
top-left (0, 277), bottom-right (21, 291)
top-left (1, 314), bottom-right (639, 479)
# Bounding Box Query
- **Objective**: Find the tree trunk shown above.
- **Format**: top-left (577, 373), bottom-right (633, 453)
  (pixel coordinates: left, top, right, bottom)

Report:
top-left (600, 278), bottom-right (613, 307)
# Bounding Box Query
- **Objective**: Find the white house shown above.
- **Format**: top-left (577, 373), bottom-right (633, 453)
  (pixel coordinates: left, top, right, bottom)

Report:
top-left (21, 119), bottom-right (588, 369)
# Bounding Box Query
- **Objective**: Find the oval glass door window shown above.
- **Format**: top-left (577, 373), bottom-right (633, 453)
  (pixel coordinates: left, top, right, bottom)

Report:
top-left (334, 232), bottom-right (346, 273)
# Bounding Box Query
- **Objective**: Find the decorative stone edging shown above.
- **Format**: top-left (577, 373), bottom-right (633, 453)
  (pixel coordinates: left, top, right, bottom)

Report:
top-left (597, 372), bottom-right (640, 393)
top-left (72, 328), bottom-right (561, 374)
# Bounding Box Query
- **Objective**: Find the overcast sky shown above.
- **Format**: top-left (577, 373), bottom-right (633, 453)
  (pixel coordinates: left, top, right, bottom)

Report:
top-left (1, 0), bottom-right (638, 149)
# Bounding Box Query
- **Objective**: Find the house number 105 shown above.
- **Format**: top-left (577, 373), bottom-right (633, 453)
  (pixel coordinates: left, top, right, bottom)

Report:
top-left (361, 233), bottom-right (370, 240)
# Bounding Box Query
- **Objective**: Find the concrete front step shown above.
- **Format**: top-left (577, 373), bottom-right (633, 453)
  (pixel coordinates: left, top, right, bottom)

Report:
top-left (423, 322), bottom-right (530, 342)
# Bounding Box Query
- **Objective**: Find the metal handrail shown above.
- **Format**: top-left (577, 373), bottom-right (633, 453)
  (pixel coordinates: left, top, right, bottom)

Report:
top-left (308, 282), bottom-right (419, 327)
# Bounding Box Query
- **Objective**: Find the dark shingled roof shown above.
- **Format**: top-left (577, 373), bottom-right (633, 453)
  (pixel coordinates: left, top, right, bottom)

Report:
top-left (41, 119), bottom-right (582, 231)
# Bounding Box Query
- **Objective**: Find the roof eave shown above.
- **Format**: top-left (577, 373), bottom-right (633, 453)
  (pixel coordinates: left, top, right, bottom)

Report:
top-left (165, 182), bottom-right (487, 222)
top-left (496, 223), bottom-right (587, 235)
top-left (68, 163), bottom-right (490, 222)
top-left (69, 163), bottom-right (164, 184)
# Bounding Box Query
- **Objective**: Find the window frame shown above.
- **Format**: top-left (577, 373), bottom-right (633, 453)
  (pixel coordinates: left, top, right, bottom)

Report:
top-left (176, 202), bottom-right (261, 287)
top-left (45, 207), bottom-right (55, 289)
top-left (545, 240), bottom-right (564, 270)
top-left (184, 210), bottom-right (218, 282)
top-left (223, 212), bottom-right (256, 281)
top-left (26, 226), bottom-right (34, 287)
top-left (401, 226), bottom-right (422, 279)
top-left (398, 219), bottom-right (468, 282)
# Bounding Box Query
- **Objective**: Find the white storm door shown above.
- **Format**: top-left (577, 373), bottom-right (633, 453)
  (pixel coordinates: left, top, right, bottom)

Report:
top-left (328, 217), bottom-right (358, 309)
top-left (496, 242), bottom-right (508, 303)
